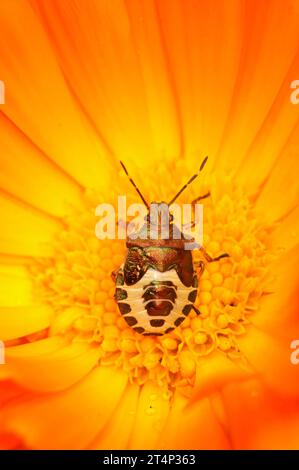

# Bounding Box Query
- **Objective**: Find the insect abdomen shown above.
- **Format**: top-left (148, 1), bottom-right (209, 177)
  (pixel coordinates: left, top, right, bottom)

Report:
top-left (115, 268), bottom-right (198, 335)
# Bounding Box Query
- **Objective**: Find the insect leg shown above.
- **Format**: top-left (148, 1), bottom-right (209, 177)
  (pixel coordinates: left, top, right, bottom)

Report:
top-left (191, 305), bottom-right (201, 315)
top-left (198, 246), bottom-right (229, 263)
top-left (185, 193), bottom-right (211, 229)
top-left (193, 260), bottom-right (205, 274)
top-left (191, 192), bottom-right (211, 204)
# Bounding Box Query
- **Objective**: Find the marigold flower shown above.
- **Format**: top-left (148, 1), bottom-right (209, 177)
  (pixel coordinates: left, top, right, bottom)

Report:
top-left (0, 0), bottom-right (299, 450)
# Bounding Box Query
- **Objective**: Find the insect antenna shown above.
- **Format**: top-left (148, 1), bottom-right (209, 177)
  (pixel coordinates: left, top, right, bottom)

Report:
top-left (168, 156), bottom-right (208, 206)
top-left (120, 161), bottom-right (150, 210)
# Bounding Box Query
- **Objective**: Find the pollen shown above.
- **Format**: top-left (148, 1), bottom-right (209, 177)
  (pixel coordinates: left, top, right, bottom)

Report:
top-left (31, 170), bottom-right (275, 395)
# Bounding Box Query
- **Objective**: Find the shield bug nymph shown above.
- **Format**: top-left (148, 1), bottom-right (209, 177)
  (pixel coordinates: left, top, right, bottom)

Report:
top-left (112, 157), bottom-right (229, 336)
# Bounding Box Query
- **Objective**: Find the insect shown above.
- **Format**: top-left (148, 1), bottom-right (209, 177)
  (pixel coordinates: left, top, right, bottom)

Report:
top-left (112, 157), bottom-right (228, 336)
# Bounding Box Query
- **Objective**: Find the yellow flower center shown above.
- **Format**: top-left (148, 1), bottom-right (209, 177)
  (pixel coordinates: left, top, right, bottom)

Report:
top-left (30, 164), bottom-right (275, 394)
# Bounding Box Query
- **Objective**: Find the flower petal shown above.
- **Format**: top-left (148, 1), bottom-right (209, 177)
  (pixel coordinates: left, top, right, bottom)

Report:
top-left (218, 0), bottom-right (299, 182)
top-left (0, 305), bottom-right (52, 341)
top-left (0, 380), bottom-right (27, 408)
top-left (160, 392), bottom-right (231, 450)
top-left (0, 265), bottom-right (34, 306)
top-left (89, 383), bottom-right (139, 450)
top-left (155, 0), bottom-right (243, 165)
top-left (0, 113), bottom-right (83, 217)
top-left (0, 0), bottom-right (111, 188)
top-left (0, 193), bottom-right (61, 257)
top-left (251, 244), bottom-right (299, 337)
top-left (5, 336), bottom-right (64, 356)
top-left (254, 121), bottom-right (299, 223)
top-left (0, 337), bottom-right (64, 382)
top-left (128, 381), bottom-right (170, 450)
top-left (191, 351), bottom-right (255, 402)
top-left (222, 379), bottom-right (299, 449)
top-left (236, 81), bottom-right (299, 195)
top-left (238, 325), bottom-right (299, 397)
top-left (5, 340), bottom-right (99, 392)
top-left (270, 205), bottom-right (299, 252)
top-left (0, 432), bottom-right (26, 450)
top-left (1, 366), bottom-right (128, 449)
top-left (32, 0), bottom-right (163, 165)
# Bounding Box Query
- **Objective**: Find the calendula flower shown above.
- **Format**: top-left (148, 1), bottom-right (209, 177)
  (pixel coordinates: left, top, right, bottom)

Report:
top-left (1, 0), bottom-right (299, 450)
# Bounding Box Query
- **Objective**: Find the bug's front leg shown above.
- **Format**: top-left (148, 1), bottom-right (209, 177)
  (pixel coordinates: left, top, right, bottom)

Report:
top-left (193, 260), bottom-right (205, 275)
top-left (193, 247), bottom-right (230, 277)
top-left (183, 193), bottom-right (211, 229)
top-left (193, 247), bottom-right (229, 274)
top-left (198, 246), bottom-right (229, 263)
top-left (191, 193), bottom-right (229, 262)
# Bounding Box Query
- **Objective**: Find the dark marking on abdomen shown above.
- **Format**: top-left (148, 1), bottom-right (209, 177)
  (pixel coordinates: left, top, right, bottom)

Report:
top-left (115, 287), bottom-right (128, 301)
top-left (150, 319), bottom-right (165, 327)
top-left (174, 317), bottom-right (185, 327)
top-left (118, 303), bottom-right (131, 315)
top-left (188, 289), bottom-right (197, 302)
top-left (143, 281), bottom-right (176, 317)
top-left (182, 304), bottom-right (192, 316)
top-left (124, 316), bottom-right (138, 326)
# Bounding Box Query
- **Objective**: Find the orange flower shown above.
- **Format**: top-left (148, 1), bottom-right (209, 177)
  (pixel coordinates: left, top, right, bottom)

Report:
top-left (1, 0), bottom-right (299, 450)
